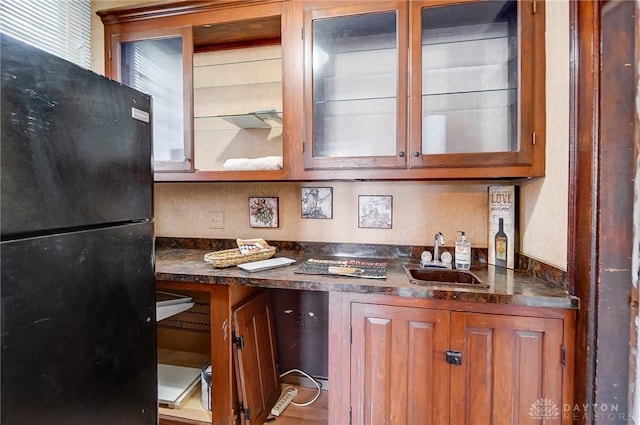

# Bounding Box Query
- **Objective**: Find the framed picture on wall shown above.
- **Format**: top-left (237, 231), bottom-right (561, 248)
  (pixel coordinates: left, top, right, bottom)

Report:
top-left (301, 187), bottom-right (333, 219)
top-left (358, 195), bottom-right (392, 229)
top-left (249, 197), bottom-right (279, 228)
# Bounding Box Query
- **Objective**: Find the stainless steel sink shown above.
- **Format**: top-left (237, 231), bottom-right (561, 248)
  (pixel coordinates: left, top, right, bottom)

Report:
top-left (403, 264), bottom-right (489, 288)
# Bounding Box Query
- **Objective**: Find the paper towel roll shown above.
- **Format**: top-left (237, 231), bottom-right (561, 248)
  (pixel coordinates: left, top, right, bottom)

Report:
top-left (422, 115), bottom-right (447, 154)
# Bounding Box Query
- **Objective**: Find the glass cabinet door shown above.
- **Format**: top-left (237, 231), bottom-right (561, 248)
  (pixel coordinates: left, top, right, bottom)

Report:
top-left (113, 29), bottom-right (193, 172)
top-left (304, 3), bottom-right (408, 170)
top-left (409, 0), bottom-right (541, 170)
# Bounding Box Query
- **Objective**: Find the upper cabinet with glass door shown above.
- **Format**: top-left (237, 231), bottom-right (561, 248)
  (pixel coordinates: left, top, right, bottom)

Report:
top-left (408, 0), bottom-right (544, 175)
top-left (107, 27), bottom-right (192, 173)
top-left (99, 2), bottom-right (288, 181)
top-left (303, 2), bottom-right (408, 171)
top-left (300, 0), bottom-right (545, 180)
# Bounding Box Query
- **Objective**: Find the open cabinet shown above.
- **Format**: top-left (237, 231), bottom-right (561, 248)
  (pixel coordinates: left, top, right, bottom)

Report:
top-left (155, 286), bottom-right (212, 424)
top-left (155, 282), bottom-right (330, 425)
top-left (99, 1), bottom-right (292, 182)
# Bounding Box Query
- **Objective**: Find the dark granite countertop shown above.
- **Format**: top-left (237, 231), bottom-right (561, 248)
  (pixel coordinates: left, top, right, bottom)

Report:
top-left (156, 248), bottom-right (578, 309)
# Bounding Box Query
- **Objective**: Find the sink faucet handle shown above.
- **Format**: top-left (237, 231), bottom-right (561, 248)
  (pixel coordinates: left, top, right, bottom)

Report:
top-left (435, 232), bottom-right (445, 245)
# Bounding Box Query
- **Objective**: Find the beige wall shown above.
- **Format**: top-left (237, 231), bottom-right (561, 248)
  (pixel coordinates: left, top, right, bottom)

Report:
top-left (154, 181), bottom-right (490, 248)
top-left (91, 0), bottom-right (143, 73)
top-left (91, 0), bottom-right (570, 270)
top-left (519, 0), bottom-right (569, 269)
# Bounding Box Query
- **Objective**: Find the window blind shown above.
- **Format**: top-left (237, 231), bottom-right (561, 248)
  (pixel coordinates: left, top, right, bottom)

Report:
top-left (0, 0), bottom-right (91, 69)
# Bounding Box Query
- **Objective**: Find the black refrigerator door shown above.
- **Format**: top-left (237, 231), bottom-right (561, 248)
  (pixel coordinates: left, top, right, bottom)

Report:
top-left (1, 222), bottom-right (156, 425)
top-left (0, 34), bottom-right (152, 239)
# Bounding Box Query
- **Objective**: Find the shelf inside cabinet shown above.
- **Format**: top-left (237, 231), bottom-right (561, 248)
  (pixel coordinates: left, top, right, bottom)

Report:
top-left (225, 110), bottom-right (282, 128)
top-left (422, 88), bottom-right (516, 111)
top-left (159, 390), bottom-right (211, 424)
top-left (157, 345), bottom-right (211, 423)
top-left (192, 43), bottom-right (284, 174)
top-left (195, 110), bottom-right (282, 130)
top-left (422, 63), bottom-right (512, 95)
top-left (157, 302), bottom-right (210, 333)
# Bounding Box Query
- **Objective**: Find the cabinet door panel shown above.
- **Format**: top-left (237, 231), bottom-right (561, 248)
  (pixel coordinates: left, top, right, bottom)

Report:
top-left (408, 0), bottom-right (544, 173)
top-left (351, 303), bottom-right (449, 425)
top-left (464, 327), bottom-right (493, 425)
top-left (304, 2), bottom-right (408, 170)
top-left (233, 290), bottom-right (280, 425)
top-left (450, 312), bottom-right (564, 425)
top-left (109, 27), bottom-right (193, 173)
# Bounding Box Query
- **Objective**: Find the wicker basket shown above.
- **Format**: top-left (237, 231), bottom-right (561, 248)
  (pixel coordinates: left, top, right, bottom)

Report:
top-left (203, 246), bottom-right (276, 268)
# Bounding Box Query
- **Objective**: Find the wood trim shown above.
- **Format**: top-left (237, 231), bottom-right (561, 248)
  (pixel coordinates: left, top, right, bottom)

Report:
top-left (154, 169), bottom-right (288, 182)
top-left (209, 284), bottom-right (236, 425)
top-left (568, 1), bottom-right (598, 420)
top-left (99, 3), bottom-right (283, 34)
top-left (567, 1), bottom-right (600, 418)
top-left (563, 307), bottom-right (576, 424)
top-left (281, 0), bottom-right (304, 179)
top-left (193, 37), bottom-right (281, 54)
top-left (97, 0), bottom-right (282, 25)
top-left (337, 292), bottom-right (574, 319)
top-left (594, 2), bottom-right (635, 422)
top-left (570, 0), bottom-right (638, 422)
top-left (328, 291), bottom-right (351, 425)
top-left (183, 27), bottom-right (195, 172)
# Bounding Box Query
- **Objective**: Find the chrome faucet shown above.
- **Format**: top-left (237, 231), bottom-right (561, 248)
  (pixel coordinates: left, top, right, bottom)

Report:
top-left (433, 232), bottom-right (446, 263)
top-left (420, 232), bottom-right (451, 268)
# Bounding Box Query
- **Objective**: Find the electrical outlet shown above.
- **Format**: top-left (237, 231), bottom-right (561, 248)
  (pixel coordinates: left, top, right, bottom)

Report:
top-left (209, 212), bottom-right (224, 229)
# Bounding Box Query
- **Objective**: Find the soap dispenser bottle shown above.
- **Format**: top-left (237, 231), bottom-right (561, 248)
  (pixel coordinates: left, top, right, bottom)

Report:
top-left (455, 231), bottom-right (471, 270)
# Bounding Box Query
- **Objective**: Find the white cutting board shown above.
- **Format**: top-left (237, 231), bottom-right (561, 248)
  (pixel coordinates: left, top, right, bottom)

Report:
top-left (158, 364), bottom-right (201, 408)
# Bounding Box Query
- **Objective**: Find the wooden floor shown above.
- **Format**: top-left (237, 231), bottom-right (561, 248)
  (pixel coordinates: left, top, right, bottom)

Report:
top-left (263, 385), bottom-right (328, 425)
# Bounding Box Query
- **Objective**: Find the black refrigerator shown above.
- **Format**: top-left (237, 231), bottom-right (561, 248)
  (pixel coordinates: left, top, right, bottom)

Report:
top-left (0, 34), bottom-right (157, 425)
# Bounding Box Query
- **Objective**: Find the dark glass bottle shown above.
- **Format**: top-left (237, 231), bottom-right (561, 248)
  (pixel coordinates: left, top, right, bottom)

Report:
top-left (494, 218), bottom-right (508, 268)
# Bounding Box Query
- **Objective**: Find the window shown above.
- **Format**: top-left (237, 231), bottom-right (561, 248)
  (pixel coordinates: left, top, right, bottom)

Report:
top-left (0, 0), bottom-right (91, 69)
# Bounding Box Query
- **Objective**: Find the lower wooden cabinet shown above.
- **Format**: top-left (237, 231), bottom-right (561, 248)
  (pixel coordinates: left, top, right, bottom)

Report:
top-left (350, 303), bottom-right (450, 425)
top-left (450, 312), bottom-right (565, 425)
top-left (155, 281), bottom-right (264, 425)
top-left (153, 282), bottom-right (573, 425)
top-left (332, 293), bottom-right (575, 425)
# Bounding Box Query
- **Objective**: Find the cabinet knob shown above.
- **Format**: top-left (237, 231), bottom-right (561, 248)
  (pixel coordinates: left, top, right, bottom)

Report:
top-left (413, 151), bottom-right (420, 157)
top-left (399, 151), bottom-right (405, 157)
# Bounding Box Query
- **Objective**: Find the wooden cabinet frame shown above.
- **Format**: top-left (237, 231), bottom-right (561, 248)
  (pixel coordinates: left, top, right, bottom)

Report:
top-left (99, 1), bottom-right (291, 182)
top-left (301, 1), bottom-right (409, 171)
top-left (155, 280), bottom-right (262, 425)
top-left (295, 0), bottom-right (546, 180)
top-left (407, 0), bottom-right (545, 175)
top-left (153, 282), bottom-right (573, 425)
top-left (100, 0), bottom-right (547, 181)
top-left (105, 26), bottom-right (194, 173)
top-left (329, 292), bottom-right (575, 424)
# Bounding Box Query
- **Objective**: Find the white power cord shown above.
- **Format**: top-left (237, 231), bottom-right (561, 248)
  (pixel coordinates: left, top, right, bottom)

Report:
top-left (279, 368), bottom-right (322, 407)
